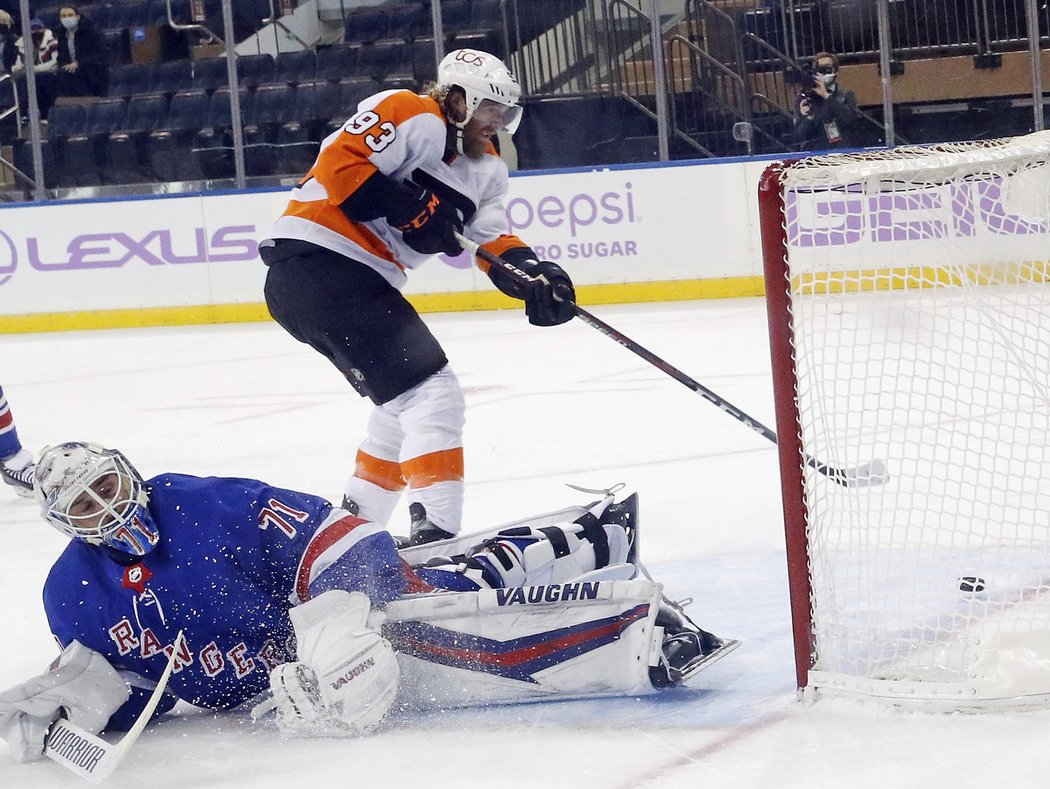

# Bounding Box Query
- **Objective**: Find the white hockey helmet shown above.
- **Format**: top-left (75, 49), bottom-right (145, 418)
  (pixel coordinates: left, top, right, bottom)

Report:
top-left (436, 48), bottom-right (523, 134)
top-left (33, 442), bottom-right (159, 556)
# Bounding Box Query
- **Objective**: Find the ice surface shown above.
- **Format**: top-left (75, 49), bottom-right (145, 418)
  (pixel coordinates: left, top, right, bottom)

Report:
top-left (2, 299), bottom-right (1047, 788)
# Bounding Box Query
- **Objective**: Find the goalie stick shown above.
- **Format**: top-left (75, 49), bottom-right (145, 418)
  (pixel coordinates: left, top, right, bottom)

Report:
top-left (43, 631), bottom-right (184, 784)
top-left (455, 231), bottom-right (888, 488)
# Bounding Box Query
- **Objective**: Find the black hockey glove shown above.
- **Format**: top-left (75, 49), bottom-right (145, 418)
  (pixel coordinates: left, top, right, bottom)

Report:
top-left (485, 251), bottom-right (576, 327)
top-left (524, 260), bottom-right (575, 326)
top-left (386, 185), bottom-right (463, 257)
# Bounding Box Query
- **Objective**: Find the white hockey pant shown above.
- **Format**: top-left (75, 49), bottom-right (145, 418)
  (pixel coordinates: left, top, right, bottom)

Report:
top-left (344, 366), bottom-right (465, 533)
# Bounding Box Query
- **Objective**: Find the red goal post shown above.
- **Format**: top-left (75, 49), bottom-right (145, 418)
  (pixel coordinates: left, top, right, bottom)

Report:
top-left (758, 133), bottom-right (1050, 709)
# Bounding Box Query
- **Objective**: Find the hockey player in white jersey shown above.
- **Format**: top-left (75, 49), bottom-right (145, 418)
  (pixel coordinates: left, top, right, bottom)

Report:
top-left (261, 48), bottom-right (576, 550)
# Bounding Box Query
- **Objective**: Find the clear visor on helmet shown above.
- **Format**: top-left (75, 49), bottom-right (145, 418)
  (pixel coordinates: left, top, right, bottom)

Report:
top-left (41, 452), bottom-right (158, 555)
top-left (470, 98), bottom-right (522, 135)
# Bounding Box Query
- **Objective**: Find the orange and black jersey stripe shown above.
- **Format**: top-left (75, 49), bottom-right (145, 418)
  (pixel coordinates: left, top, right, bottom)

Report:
top-left (267, 89), bottom-right (533, 288)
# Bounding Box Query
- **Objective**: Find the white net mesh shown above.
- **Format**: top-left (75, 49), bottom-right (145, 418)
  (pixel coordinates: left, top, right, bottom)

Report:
top-left (776, 131), bottom-right (1050, 706)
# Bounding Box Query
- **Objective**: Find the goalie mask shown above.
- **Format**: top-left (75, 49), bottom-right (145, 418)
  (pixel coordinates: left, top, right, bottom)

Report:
top-left (436, 48), bottom-right (523, 135)
top-left (33, 442), bottom-right (159, 556)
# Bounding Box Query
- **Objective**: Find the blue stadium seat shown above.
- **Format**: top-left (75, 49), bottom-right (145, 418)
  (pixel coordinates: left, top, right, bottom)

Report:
top-left (47, 102), bottom-right (90, 187)
top-left (411, 37), bottom-right (440, 85)
top-left (63, 97), bottom-right (129, 186)
top-left (192, 56), bottom-right (230, 93)
top-left (13, 102), bottom-right (88, 189)
top-left (149, 87), bottom-right (209, 181)
top-left (316, 43), bottom-right (356, 82)
top-left (148, 59), bottom-right (194, 96)
top-left (237, 54), bottom-right (276, 90)
top-left (243, 82), bottom-right (296, 176)
top-left (108, 63), bottom-right (151, 99)
top-left (274, 50), bottom-right (317, 87)
top-left (276, 79), bottom-right (340, 174)
top-left (193, 87), bottom-right (253, 179)
top-left (352, 38), bottom-right (412, 84)
top-left (386, 2), bottom-right (430, 41)
top-left (343, 6), bottom-right (389, 44)
top-left (106, 92), bottom-right (168, 183)
top-left (440, 0), bottom-right (473, 35)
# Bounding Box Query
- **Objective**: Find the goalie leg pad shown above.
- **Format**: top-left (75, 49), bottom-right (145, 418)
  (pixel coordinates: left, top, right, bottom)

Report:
top-left (272, 590), bottom-right (400, 737)
top-left (422, 518), bottom-right (632, 591)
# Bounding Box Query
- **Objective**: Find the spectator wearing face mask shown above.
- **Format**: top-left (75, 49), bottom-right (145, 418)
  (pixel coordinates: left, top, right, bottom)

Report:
top-left (793, 51), bottom-right (860, 151)
top-left (11, 17), bottom-right (58, 77)
top-left (55, 5), bottom-right (110, 98)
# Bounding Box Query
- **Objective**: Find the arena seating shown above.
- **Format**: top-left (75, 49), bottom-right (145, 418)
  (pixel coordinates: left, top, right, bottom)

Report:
top-left (62, 98), bottom-right (130, 186)
top-left (108, 63), bottom-right (151, 100)
top-left (106, 92), bottom-right (169, 183)
top-left (148, 88), bottom-right (210, 182)
top-left (274, 50), bottom-right (318, 87)
top-left (387, 3), bottom-right (430, 40)
top-left (343, 5), bottom-right (390, 44)
top-left (351, 39), bottom-right (413, 84)
top-left (16, 0), bottom-right (516, 187)
top-left (242, 82), bottom-right (297, 176)
top-left (148, 59), bottom-right (194, 97)
top-left (193, 87), bottom-right (253, 179)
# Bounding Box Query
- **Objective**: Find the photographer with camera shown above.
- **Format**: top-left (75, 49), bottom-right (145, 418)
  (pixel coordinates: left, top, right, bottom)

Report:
top-left (793, 51), bottom-right (859, 152)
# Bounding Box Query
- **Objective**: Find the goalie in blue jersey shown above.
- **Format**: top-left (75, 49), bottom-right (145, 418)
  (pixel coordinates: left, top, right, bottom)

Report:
top-left (0, 441), bottom-right (735, 763)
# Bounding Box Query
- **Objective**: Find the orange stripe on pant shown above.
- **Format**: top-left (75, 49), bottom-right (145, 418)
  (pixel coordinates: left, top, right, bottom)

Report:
top-left (400, 448), bottom-right (464, 488)
top-left (354, 451), bottom-right (406, 492)
top-left (355, 448), bottom-right (464, 491)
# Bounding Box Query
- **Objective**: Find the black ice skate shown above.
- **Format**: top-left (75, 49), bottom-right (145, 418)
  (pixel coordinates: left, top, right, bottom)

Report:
top-left (649, 596), bottom-right (741, 688)
top-left (1, 449), bottom-right (35, 498)
top-left (597, 490), bottom-right (639, 564)
top-left (394, 503), bottom-right (455, 549)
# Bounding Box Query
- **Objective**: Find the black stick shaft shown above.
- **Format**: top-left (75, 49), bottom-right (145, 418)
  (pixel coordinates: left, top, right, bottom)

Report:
top-left (455, 233), bottom-right (867, 485)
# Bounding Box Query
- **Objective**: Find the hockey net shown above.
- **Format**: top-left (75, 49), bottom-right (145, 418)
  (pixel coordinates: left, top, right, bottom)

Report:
top-left (759, 131), bottom-right (1050, 709)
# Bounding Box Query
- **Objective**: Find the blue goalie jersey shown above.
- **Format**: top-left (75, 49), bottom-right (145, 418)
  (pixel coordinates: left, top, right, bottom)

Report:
top-left (42, 474), bottom-right (407, 727)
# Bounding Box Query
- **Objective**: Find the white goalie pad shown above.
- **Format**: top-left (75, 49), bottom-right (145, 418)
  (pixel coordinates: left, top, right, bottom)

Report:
top-left (382, 579), bottom-right (665, 710)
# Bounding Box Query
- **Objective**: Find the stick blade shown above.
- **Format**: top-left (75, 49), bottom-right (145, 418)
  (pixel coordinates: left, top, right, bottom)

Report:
top-left (44, 719), bottom-right (117, 784)
top-left (823, 458), bottom-right (890, 487)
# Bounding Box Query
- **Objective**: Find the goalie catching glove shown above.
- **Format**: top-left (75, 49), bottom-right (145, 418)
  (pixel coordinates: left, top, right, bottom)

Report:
top-left (484, 248), bottom-right (576, 327)
top-left (268, 590), bottom-right (399, 737)
top-left (0, 641), bottom-right (129, 763)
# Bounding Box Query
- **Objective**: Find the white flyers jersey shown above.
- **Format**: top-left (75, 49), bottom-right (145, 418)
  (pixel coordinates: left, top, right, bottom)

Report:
top-left (267, 89), bottom-right (531, 289)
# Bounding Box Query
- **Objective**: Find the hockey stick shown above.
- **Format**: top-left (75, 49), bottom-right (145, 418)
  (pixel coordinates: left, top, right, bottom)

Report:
top-left (454, 231), bottom-right (888, 488)
top-left (43, 630), bottom-right (185, 783)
